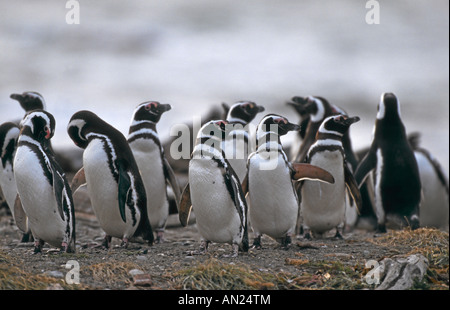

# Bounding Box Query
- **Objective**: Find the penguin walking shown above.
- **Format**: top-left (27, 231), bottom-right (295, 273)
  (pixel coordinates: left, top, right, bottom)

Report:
top-left (178, 120), bottom-right (248, 257)
top-left (300, 114), bottom-right (362, 239)
top-left (243, 114), bottom-right (335, 248)
top-left (14, 110), bottom-right (75, 253)
top-left (355, 93), bottom-right (422, 232)
top-left (127, 101), bottom-right (181, 243)
top-left (222, 101), bottom-right (265, 182)
top-left (68, 110), bottom-right (153, 248)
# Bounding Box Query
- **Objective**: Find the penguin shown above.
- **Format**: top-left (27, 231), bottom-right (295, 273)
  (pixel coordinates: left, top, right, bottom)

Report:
top-left (10, 91), bottom-right (46, 112)
top-left (127, 101), bottom-right (181, 243)
top-left (0, 122), bottom-right (20, 216)
top-left (355, 93), bottom-right (422, 232)
top-left (68, 110), bottom-right (154, 248)
top-left (242, 114), bottom-right (335, 248)
top-left (413, 145), bottom-right (449, 230)
top-left (0, 122), bottom-right (32, 242)
top-left (178, 120), bottom-right (248, 257)
top-left (13, 110), bottom-right (75, 253)
top-left (288, 95), bottom-right (376, 231)
top-left (300, 114), bottom-right (362, 239)
top-left (222, 101), bottom-right (265, 182)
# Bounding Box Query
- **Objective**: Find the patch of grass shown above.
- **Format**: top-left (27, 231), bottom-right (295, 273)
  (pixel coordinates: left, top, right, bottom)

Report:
top-left (172, 258), bottom-right (292, 290)
top-left (0, 250), bottom-right (87, 290)
top-left (83, 261), bottom-right (140, 287)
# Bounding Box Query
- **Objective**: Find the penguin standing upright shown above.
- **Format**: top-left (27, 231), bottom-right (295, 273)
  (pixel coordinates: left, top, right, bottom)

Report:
top-left (288, 95), bottom-right (376, 231)
top-left (243, 114), bottom-right (335, 248)
top-left (68, 110), bottom-right (153, 248)
top-left (14, 110), bottom-right (75, 253)
top-left (0, 122), bottom-right (20, 216)
top-left (178, 120), bottom-right (248, 257)
top-left (355, 93), bottom-right (422, 232)
top-left (127, 101), bottom-right (181, 243)
top-left (222, 101), bottom-right (265, 182)
top-left (300, 115), bottom-right (361, 239)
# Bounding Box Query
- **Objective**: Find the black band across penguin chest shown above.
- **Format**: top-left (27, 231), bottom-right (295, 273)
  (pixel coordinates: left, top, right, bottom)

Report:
top-left (18, 139), bottom-right (53, 186)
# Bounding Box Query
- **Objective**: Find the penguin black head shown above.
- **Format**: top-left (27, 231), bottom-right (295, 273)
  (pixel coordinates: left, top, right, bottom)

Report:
top-left (318, 114), bottom-right (360, 138)
top-left (10, 91), bottom-right (46, 112)
top-left (258, 114), bottom-right (300, 137)
top-left (131, 101), bottom-right (172, 125)
top-left (68, 110), bottom-right (109, 149)
top-left (225, 101), bottom-right (265, 125)
top-left (377, 92), bottom-right (401, 121)
top-left (0, 122), bottom-right (20, 166)
top-left (198, 120), bottom-right (229, 139)
top-left (20, 110), bottom-right (56, 146)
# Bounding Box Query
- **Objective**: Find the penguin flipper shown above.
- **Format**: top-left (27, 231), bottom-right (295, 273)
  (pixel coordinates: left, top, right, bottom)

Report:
top-left (49, 160), bottom-right (68, 221)
top-left (354, 146), bottom-right (377, 187)
top-left (13, 194), bottom-right (28, 233)
top-left (163, 157), bottom-right (182, 211)
top-left (179, 183), bottom-right (192, 227)
top-left (70, 167), bottom-right (86, 194)
top-left (118, 164), bottom-right (131, 223)
top-left (291, 163), bottom-right (335, 184)
top-left (344, 164), bottom-right (362, 214)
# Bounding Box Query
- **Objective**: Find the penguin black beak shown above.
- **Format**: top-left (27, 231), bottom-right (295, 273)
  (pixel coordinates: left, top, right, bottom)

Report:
top-left (257, 105), bottom-right (265, 113)
top-left (10, 93), bottom-right (23, 102)
top-left (343, 116), bottom-right (360, 126)
top-left (158, 104), bottom-right (172, 113)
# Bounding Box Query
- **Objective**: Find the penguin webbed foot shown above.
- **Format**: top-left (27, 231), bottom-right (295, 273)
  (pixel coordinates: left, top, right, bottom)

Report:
top-left (281, 235), bottom-right (292, 250)
top-left (155, 230), bottom-right (165, 244)
top-left (375, 224), bottom-right (387, 235)
top-left (32, 239), bottom-right (45, 254)
top-left (120, 238), bottom-right (129, 248)
top-left (251, 235), bottom-right (262, 249)
top-left (333, 230), bottom-right (344, 240)
top-left (303, 229), bottom-right (312, 240)
top-left (100, 235), bottom-right (112, 249)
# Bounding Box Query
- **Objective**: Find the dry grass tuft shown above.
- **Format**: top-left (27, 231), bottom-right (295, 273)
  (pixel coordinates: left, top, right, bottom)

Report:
top-left (370, 227), bottom-right (449, 289)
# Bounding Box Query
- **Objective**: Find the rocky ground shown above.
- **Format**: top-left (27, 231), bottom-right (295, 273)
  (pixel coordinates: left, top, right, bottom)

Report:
top-left (0, 188), bottom-right (448, 291)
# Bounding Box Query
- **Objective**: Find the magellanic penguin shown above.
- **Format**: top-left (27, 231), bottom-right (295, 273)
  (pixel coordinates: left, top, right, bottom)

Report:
top-left (0, 122), bottom-right (32, 242)
top-left (355, 93), bottom-right (422, 232)
top-left (242, 114), bottom-right (335, 248)
top-left (178, 120), bottom-right (248, 257)
top-left (127, 101), bottom-right (181, 243)
top-left (288, 95), bottom-right (376, 231)
top-left (408, 133), bottom-right (449, 230)
top-left (10, 91), bottom-right (46, 112)
top-left (222, 101), bottom-right (265, 182)
top-left (14, 110), bottom-right (75, 253)
top-left (68, 110), bottom-right (154, 248)
top-left (300, 114), bottom-right (362, 239)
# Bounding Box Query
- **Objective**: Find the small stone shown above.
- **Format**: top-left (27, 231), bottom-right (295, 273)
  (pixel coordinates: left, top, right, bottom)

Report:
top-left (128, 269), bottom-right (144, 276)
top-left (43, 270), bottom-right (64, 278)
top-left (132, 274), bottom-right (152, 287)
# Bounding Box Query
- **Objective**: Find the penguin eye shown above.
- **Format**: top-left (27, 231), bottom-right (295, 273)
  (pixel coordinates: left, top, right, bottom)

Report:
top-left (145, 104), bottom-right (151, 111)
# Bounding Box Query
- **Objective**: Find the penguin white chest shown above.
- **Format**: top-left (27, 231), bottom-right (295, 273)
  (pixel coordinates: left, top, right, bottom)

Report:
top-left (248, 154), bottom-right (297, 238)
top-left (83, 139), bottom-right (138, 239)
top-left (301, 150), bottom-right (346, 233)
top-left (130, 140), bottom-right (168, 229)
top-left (13, 146), bottom-right (66, 246)
top-left (0, 161), bottom-right (18, 214)
top-left (189, 158), bottom-right (242, 244)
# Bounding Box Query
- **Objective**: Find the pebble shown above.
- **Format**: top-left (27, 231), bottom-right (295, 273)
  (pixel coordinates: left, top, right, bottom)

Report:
top-left (43, 270), bottom-right (64, 278)
top-left (128, 269), bottom-right (144, 276)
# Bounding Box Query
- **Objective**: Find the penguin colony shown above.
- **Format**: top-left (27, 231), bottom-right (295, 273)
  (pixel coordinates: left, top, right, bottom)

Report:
top-left (0, 91), bottom-right (448, 256)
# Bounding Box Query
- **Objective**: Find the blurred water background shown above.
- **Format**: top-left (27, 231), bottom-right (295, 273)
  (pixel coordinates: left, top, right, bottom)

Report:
top-left (0, 0), bottom-right (448, 175)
